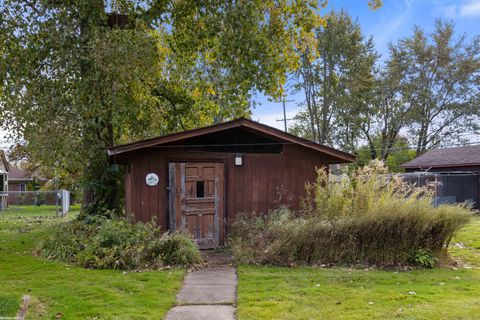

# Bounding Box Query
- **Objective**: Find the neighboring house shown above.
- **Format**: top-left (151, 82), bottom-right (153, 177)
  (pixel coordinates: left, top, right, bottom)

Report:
top-left (7, 165), bottom-right (49, 205)
top-left (400, 145), bottom-right (480, 208)
top-left (8, 166), bottom-right (47, 191)
top-left (0, 151), bottom-right (9, 210)
top-left (108, 118), bottom-right (355, 248)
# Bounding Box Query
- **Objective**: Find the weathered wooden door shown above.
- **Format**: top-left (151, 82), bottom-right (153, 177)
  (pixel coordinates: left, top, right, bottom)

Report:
top-left (168, 162), bottom-right (224, 249)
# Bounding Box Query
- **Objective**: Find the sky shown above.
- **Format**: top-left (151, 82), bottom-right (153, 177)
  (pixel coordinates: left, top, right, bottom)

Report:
top-left (251, 0), bottom-right (480, 130)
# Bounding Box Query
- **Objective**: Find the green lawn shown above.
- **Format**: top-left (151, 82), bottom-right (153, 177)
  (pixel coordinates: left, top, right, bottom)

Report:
top-left (2, 209), bottom-right (479, 319)
top-left (0, 212), bottom-right (184, 319)
top-left (449, 217), bottom-right (480, 268)
top-left (1, 204), bottom-right (82, 218)
top-left (237, 217), bottom-right (480, 320)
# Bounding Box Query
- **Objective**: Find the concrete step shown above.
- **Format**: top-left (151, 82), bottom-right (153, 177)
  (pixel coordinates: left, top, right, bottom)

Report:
top-left (164, 305), bottom-right (235, 320)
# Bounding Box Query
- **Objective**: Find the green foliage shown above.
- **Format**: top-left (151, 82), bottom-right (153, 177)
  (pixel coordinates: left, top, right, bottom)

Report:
top-left (356, 136), bottom-right (416, 172)
top-left (290, 16), bottom-right (480, 162)
top-left (0, 215), bottom-right (184, 318)
top-left (358, 20), bottom-right (480, 160)
top-left (0, 0), bottom-right (328, 215)
top-left (158, 232), bottom-right (205, 266)
top-left (409, 249), bottom-right (438, 269)
top-left (37, 217), bottom-right (202, 270)
top-left (390, 21), bottom-right (480, 154)
top-left (230, 161), bottom-right (472, 267)
top-left (291, 9), bottom-right (377, 150)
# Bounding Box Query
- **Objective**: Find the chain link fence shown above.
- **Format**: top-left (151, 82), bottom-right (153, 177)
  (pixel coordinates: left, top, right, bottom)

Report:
top-left (399, 172), bottom-right (478, 209)
top-left (0, 190), bottom-right (71, 218)
top-left (330, 171), bottom-right (479, 210)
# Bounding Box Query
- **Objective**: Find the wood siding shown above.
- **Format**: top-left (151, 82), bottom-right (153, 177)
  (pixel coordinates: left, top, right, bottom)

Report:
top-left (119, 144), bottom-right (331, 236)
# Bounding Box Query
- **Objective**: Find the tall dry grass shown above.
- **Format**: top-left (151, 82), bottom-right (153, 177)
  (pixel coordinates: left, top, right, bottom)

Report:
top-left (230, 161), bottom-right (472, 267)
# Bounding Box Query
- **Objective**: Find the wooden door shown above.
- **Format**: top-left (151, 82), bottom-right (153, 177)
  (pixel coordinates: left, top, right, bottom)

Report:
top-left (169, 162), bottom-right (224, 249)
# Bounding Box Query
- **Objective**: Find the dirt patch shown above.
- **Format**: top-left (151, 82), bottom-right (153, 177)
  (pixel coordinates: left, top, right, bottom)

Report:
top-left (201, 248), bottom-right (233, 268)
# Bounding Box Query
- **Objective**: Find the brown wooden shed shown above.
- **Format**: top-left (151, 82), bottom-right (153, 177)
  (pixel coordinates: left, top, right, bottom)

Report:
top-left (108, 118), bottom-right (354, 248)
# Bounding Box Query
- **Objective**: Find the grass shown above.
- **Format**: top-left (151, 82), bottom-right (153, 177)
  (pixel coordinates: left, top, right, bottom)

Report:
top-left (449, 217), bottom-right (480, 268)
top-left (237, 217), bottom-right (480, 320)
top-left (237, 266), bottom-right (480, 320)
top-left (1, 204), bottom-right (82, 218)
top-left (0, 209), bottom-right (184, 319)
top-left (1, 205), bottom-right (479, 319)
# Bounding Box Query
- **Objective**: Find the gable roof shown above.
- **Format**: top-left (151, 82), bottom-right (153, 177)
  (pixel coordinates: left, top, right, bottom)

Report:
top-left (8, 165), bottom-right (48, 181)
top-left (401, 145), bottom-right (480, 169)
top-left (107, 118), bottom-right (355, 163)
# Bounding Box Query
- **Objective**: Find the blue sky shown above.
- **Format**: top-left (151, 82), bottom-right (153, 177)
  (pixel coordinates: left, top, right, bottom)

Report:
top-left (252, 0), bottom-right (480, 130)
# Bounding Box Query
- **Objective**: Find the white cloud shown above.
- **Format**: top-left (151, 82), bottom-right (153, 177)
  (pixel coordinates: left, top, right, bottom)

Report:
top-left (434, 4), bottom-right (458, 18)
top-left (435, 0), bottom-right (480, 18)
top-left (369, 0), bottom-right (414, 53)
top-left (460, 0), bottom-right (480, 16)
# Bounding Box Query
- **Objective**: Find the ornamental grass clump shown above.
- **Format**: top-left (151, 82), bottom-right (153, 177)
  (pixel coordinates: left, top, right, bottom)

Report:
top-left (230, 160), bottom-right (472, 268)
top-left (37, 216), bottom-right (202, 270)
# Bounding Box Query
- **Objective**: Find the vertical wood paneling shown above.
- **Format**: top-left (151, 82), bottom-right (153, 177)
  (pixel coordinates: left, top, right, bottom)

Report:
top-left (140, 154), bottom-right (150, 222)
top-left (227, 157), bottom-right (236, 226)
top-left (217, 162), bottom-right (225, 245)
top-left (148, 152), bottom-right (156, 223)
top-left (158, 154), bottom-right (167, 229)
top-left (266, 155), bottom-right (275, 209)
top-left (123, 143), bottom-right (339, 241)
top-left (251, 157), bottom-right (260, 213)
top-left (259, 156), bottom-right (268, 213)
top-left (243, 156), bottom-right (252, 213)
top-left (291, 147), bottom-right (299, 209)
top-left (297, 153), bottom-right (304, 207)
top-left (158, 152), bottom-right (164, 225)
top-left (132, 155), bottom-right (142, 221)
top-left (281, 145), bottom-right (292, 205)
top-left (273, 157), bottom-right (281, 205)
top-left (235, 163), bottom-right (244, 214)
top-left (125, 164), bottom-right (132, 215)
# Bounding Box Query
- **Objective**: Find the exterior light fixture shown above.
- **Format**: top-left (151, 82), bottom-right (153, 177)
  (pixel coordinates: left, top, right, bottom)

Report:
top-left (235, 153), bottom-right (243, 166)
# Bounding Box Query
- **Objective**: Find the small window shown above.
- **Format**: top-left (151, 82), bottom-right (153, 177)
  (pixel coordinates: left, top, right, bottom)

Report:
top-left (196, 181), bottom-right (205, 198)
top-left (20, 183), bottom-right (26, 192)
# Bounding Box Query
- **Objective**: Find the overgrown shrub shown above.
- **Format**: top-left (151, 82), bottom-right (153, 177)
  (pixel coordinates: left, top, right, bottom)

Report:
top-left (230, 161), bottom-right (472, 267)
top-left (37, 216), bottom-right (202, 270)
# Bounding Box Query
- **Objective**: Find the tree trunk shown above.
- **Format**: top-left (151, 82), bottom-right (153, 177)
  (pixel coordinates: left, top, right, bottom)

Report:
top-left (78, 0), bottom-right (121, 215)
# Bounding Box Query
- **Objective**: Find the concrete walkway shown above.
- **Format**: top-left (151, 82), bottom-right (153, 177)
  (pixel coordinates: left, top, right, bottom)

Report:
top-left (165, 267), bottom-right (237, 320)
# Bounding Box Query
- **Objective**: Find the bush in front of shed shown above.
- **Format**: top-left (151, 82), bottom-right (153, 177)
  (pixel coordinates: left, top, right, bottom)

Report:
top-left (37, 216), bottom-right (202, 270)
top-left (230, 161), bottom-right (472, 268)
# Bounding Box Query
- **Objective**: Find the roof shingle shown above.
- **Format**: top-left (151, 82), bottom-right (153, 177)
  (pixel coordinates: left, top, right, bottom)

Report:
top-left (401, 145), bottom-right (480, 169)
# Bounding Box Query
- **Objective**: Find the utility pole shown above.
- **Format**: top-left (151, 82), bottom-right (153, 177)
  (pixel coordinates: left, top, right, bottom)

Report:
top-left (275, 98), bottom-right (295, 132)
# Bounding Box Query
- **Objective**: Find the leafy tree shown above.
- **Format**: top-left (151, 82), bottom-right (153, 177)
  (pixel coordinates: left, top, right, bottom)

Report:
top-left (356, 136), bottom-right (416, 172)
top-left (290, 10), bottom-right (377, 150)
top-left (390, 20), bottom-right (480, 155)
top-left (359, 61), bottom-right (413, 161)
top-left (0, 0), bottom-right (327, 215)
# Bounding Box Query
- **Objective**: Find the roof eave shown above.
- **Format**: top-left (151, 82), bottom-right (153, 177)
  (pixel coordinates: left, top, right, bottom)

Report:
top-left (107, 118), bottom-right (356, 163)
top-left (401, 162), bottom-right (480, 169)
